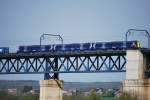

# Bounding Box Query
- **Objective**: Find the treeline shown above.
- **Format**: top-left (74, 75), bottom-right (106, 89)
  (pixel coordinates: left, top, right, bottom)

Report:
top-left (63, 91), bottom-right (137, 100)
top-left (63, 91), bottom-right (101, 100)
top-left (0, 91), bottom-right (39, 100)
top-left (0, 90), bottom-right (137, 100)
top-left (0, 86), bottom-right (39, 100)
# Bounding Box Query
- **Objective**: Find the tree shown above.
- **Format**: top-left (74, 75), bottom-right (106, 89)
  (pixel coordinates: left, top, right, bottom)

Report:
top-left (22, 86), bottom-right (33, 93)
top-left (117, 92), bottom-right (137, 100)
top-left (88, 91), bottom-right (101, 100)
top-left (18, 93), bottom-right (39, 100)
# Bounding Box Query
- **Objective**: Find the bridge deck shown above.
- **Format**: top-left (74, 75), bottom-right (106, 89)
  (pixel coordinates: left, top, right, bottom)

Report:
top-left (0, 50), bottom-right (126, 58)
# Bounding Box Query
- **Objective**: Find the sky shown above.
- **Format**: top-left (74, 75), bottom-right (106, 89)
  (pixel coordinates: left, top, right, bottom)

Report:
top-left (0, 0), bottom-right (150, 82)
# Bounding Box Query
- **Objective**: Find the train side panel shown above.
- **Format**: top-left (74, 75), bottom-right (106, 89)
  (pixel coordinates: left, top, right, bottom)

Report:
top-left (64, 43), bottom-right (81, 51)
top-left (55, 44), bottom-right (63, 51)
top-left (28, 45), bottom-right (41, 52)
top-left (45, 45), bottom-right (53, 52)
top-left (94, 42), bottom-right (103, 50)
top-left (105, 41), bottom-right (124, 50)
top-left (82, 43), bottom-right (92, 51)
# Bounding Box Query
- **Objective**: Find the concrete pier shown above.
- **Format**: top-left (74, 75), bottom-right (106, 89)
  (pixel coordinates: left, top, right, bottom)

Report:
top-left (123, 50), bottom-right (150, 100)
top-left (39, 80), bottom-right (63, 100)
top-left (123, 79), bottom-right (150, 100)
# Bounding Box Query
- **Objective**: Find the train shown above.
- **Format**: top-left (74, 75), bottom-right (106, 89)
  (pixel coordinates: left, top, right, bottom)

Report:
top-left (17, 41), bottom-right (140, 53)
top-left (0, 41), bottom-right (140, 54)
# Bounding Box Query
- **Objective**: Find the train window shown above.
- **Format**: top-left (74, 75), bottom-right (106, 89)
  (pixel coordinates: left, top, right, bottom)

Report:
top-left (123, 41), bottom-right (126, 49)
top-left (73, 44), bottom-right (80, 50)
top-left (45, 45), bottom-right (52, 51)
top-left (113, 42), bottom-right (123, 49)
top-left (105, 41), bottom-right (124, 50)
top-left (65, 44), bottom-right (72, 51)
top-left (83, 43), bottom-right (91, 50)
top-left (24, 46), bottom-right (28, 52)
top-left (95, 42), bottom-right (103, 50)
top-left (41, 45), bottom-right (45, 51)
top-left (126, 41), bottom-right (135, 49)
top-left (132, 42), bottom-right (136, 47)
top-left (102, 42), bottom-right (106, 49)
top-left (80, 43), bottom-right (84, 50)
top-left (55, 44), bottom-right (63, 51)
top-left (105, 42), bottom-right (112, 49)
top-left (64, 43), bottom-right (81, 51)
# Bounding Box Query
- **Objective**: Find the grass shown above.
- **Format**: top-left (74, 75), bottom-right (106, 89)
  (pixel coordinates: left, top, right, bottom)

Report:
top-left (101, 96), bottom-right (116, 100)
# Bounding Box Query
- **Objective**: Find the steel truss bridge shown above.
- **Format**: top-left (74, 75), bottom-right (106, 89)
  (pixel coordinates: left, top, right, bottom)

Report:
top-left (0, 49), bottom-right (150, 79)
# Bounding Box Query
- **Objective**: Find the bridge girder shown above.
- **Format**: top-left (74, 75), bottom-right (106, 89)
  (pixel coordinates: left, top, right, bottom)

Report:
top-left (0, 51), bottom-right (126, 79)
top-left (0, 49), bottom-right (150, 79)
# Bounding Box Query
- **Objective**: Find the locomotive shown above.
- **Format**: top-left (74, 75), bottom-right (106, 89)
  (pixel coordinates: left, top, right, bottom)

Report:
top-left (17, 41), bottom-right (140, 53)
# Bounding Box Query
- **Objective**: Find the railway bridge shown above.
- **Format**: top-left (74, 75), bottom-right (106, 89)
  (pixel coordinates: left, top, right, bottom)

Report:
top-left (0, 49), bottom-right (150, 100)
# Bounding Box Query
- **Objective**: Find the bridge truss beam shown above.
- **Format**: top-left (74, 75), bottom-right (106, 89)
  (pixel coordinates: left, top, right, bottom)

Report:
top-left (0, 51), bottom-right (126, 79)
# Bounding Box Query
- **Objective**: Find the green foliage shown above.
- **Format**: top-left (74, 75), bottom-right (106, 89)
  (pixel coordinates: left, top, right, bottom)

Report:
top-left (63, 91), bottom-right (101, 100)
top-left (63, 95), bottom-right (73, 100)
top-left (116, 92), bottom-right (137, 100)
top-left (0, 91), bottom-right (18, 100)
top-left (0, 91), bottom-right (8, 98)
top-left (103, 91), bottom-right (114, 97)
top-left (0, 91), bottom-right (39, 100)
top-left (22, 86), bottom-right (33, 93)
top-left (18, 93), bottom-right (39, 100)
top-left (88, 91), bottom-right (101, 100)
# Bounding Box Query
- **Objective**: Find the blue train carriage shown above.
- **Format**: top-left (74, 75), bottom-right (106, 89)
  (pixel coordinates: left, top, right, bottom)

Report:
top-left (18, 45), bottom-right (37, 53)
top-left (104, 41), bottom-right (140, 50)
top-left (44, 43), bottom-right (80, 52)
top-left (94, 41), bottom-right (140, 50)
top-left (0, 47), bottom-right (9, 53)
top-left (94, 42), bottom-right (104, 50)
top-left (18, 45), bottom-right (40, 53)
top-left (54, 42), bottom-right (92, 52)
top-left (63, 42), bottom-right (95, 52)
top-left (18, 44), bottom-right (54, 53)
top-left (93, 41), bottom-right (123, 50)
top-left (63, 43), bottom-right (81, 51)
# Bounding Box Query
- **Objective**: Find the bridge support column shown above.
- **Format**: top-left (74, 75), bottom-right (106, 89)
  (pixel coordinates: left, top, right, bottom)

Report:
top-left (39, 79), bottom-right (63, 100)
top-left (123, 50), bottom-right (150, 100)
top-left (123, 79), bottom-right (150, 100)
